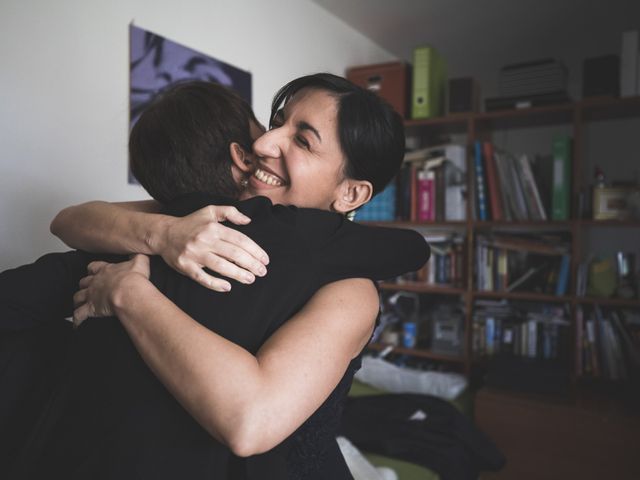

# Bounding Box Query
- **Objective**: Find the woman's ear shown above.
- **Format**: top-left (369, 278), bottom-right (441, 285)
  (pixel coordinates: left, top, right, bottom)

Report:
top-left (229, 142), bottom-right (254, 174)
top-left (331, 179), bottom-right (373, 214)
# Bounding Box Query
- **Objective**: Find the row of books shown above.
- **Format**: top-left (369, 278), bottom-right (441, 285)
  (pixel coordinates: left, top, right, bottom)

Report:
top-left (395, 233), bottom-right (465, 287)
top-left (475, 234), bottom-right (571, 295)
top-left (473, 137), bottom-right (571, 222)
top-left (472, 301), bottom-right (570, 360)
top-left (576, 305), bottom-right (640, 381)
top-left (357, 143), bottom-right (467, 222)
top-left (397, 144), bottom-right (467, 222)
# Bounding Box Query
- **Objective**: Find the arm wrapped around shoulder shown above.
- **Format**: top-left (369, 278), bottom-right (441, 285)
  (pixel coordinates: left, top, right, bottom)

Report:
top-left (318, 221), bottom-right (430, 283)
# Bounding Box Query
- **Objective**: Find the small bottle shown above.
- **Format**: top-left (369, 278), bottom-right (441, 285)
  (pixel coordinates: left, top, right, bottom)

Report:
top-left (594, 166), bottom-right (606, 188)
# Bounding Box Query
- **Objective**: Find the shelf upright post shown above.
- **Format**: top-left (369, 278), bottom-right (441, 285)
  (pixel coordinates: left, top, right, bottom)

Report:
top-left (568, 103), bottom-right (583, 395)
top-left (464, 116), bottom-right (476, 375)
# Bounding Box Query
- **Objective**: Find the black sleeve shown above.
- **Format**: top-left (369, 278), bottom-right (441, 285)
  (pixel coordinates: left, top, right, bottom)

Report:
top-left (0, 251), bottom-right (98, 332)
top-left (302, 212), bottom-right (430, 285)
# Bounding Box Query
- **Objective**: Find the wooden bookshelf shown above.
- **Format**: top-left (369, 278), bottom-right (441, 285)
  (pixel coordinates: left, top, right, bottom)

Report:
top-left (379, 282), bottom-right (466, 295)
top-left (367, 342), bottom-right (465, 363)
top-left (577, 219), bottom-right (640, 228)
top-left (361, 220), bottom-right (467, 229)
top-left (575, 296), bottom-right (640, 308)
top-left (373, 95), bottom-right (640, 395)
top-left (473, 220), bottom-right (573, 230)
top-left (473, 290), bottom-right (573, 304)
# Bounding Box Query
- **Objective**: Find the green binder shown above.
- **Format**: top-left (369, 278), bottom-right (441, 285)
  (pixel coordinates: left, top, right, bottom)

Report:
top-left (551, 135), bottom-right (571, 220)
top-left (411, 46), bottom-right (446, 119)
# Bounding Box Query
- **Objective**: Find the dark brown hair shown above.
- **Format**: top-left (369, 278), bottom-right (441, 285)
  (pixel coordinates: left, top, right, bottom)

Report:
top-left (129, 81), bottom-right (257, 203)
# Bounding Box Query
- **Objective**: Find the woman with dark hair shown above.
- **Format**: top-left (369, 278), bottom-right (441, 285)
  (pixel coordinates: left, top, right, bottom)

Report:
top-left (48, 74), bottom-right (416, 478)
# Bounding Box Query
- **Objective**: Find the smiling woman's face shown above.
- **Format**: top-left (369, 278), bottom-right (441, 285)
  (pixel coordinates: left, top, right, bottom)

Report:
top-left (240, 88), bottom-right (349, 211)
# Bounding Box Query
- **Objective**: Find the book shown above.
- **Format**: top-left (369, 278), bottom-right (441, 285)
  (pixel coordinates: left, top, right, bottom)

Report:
top-left (576, 305), bottom-right (584, 376)
top-left (585, 317), bottom-right (601, 377)
top-left (516, 154), bottom-right (547, 220)
top-left (611, 311), bottom-right (640, 370)
top-left (474, 141), bottom-right (488, 220)
top-left (409, 163), bottom-right (418, 221)
top-left (555, 254), bottom-right (571, 296)
top-left (411, 46), bottom-right (446, 119)
top-left (444, 144), bottom-right (467, 221)
top-left (416, 168), bottom-right (436, 221)
top-left (506, 264), bottom-right (546, 292)
top-left (551, 135), bottom-right (571, 220)
top-left (621, 29), bottom-right (639, 97)
top-left (492, 152), bottom-right (514, 221)
top-left (482, 142), bottom-right (503, 221)
top-left (529, 155), bottom-right (553, 217)
top-left (435, 165), bottom-right (446, 221)
top-left (501, 152), bottom-right (530, 220)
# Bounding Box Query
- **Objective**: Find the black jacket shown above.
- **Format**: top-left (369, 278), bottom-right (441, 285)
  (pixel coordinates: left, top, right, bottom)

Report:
top-left (1, 193), bottom-right (430, 480)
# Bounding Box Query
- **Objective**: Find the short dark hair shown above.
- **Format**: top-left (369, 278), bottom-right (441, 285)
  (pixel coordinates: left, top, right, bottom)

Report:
top-left (129, 81), bottom-right (257, 204)
top-left (270, 73), bottom-right (405, 196)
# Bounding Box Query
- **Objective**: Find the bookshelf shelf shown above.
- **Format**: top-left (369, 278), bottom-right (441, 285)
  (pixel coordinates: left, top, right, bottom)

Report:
top-left (579, 95), bottom-right (640, 121)
top-left (577, 219), bottom-right (640, 228)
top-left (367, 342), bottom-right (466, 363)
top-left (474, 103), bottom-right (575, 129)
top-left (473, 290), bottom-right (572, 304)
top-left (360, 220), bottom-right (467, 229)
top-left (404, 113), bottom-right (471, 127)
top-left (473, 220), bottom-right (573, 230)
top-left (575, 297), bottom-right (640, 308)
top-left (379, 282), bottom-right (466, 296)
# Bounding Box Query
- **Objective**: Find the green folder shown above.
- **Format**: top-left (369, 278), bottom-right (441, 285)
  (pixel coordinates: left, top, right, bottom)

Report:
top-left (551, 135), bottom-right (571, 220)
top-left (411, 46), bottom-right (446, 119)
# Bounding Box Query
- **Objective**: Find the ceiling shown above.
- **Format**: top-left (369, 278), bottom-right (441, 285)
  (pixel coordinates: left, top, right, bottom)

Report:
top-left (311, 0), bottom-right (640, 92)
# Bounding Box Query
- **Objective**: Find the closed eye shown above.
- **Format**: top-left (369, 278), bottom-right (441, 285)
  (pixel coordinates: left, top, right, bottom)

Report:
top-left (295, 135), bottom-right (310, 149)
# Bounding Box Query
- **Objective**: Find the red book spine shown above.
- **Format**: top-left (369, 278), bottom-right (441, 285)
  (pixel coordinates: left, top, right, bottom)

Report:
top-left (482, 142), bottom-right (503, 221)
top-left (416, 169), bottom-right (435, 221)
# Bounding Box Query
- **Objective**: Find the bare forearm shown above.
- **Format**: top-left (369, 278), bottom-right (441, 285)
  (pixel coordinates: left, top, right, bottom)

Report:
top-left (109, 276), bottom-right (377, 457)
top-left (50, 200), bottom-right (169, 254)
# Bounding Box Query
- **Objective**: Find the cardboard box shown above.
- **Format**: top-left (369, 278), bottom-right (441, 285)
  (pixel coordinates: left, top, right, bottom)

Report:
top-left (346, 62), bottom-right (410, 118)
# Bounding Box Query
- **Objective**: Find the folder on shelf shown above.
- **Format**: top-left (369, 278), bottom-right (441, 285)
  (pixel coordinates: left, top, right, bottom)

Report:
top-left (551, 135), bottom-right (571, 221)
top-left (483, 142), bottom-right (503, 221)
top-left (411, 46), bottom-right (446, 119)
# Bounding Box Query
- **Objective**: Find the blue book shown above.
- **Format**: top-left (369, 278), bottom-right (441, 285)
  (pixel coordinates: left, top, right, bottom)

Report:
top-left (555, 254), bottom-right (571, 296)
top-left (474, 141), bottom-right (488, 221)
top-left (485, 316), bottom-right (495, 355)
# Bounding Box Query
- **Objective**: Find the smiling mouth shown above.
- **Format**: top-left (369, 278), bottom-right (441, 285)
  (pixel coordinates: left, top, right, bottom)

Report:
top-left (253, 167), bottom-right (287, 187)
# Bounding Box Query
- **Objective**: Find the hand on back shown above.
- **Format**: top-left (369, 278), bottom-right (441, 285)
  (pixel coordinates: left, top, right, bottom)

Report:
top-left (159, 205), bottom-right (270, 291)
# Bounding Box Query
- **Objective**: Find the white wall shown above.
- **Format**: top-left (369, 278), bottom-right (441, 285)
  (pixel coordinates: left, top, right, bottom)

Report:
top-left (0, 0), bottom-right (394, 270)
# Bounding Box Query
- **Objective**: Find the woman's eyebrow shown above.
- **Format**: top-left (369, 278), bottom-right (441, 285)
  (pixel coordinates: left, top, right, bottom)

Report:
top-left (297, 121), bottom-right (322, 143)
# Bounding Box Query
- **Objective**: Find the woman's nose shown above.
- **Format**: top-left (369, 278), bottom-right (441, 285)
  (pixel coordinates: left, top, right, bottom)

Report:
top-left (253, 128), bottom-right (282, 159)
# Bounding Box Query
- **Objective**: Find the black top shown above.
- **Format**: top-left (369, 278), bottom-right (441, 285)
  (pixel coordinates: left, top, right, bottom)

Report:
top-left (1, 194), bottom-right (429, 480)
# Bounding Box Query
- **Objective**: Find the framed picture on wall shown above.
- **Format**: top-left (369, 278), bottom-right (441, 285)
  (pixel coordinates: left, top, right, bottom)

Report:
top-left (129, 24), bottom-right (252, 184)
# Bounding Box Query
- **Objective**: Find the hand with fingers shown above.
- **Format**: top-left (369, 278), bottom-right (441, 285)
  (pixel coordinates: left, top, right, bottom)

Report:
top-left (73, 254), bottom-right (151, 328)
top-left (159, 205), bottom-right (269, 292)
